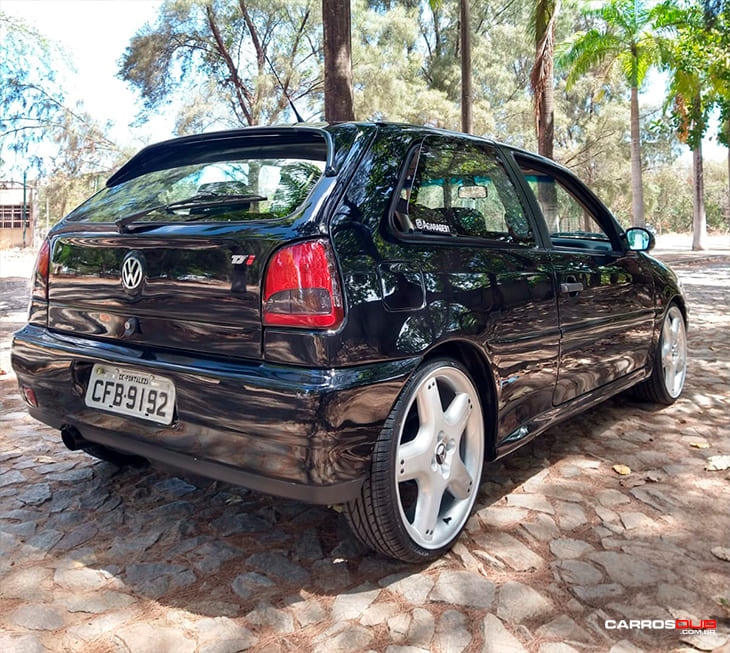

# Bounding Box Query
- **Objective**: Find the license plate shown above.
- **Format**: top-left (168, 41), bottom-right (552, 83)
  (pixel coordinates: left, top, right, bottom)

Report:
top-left (85, 364), bottom-right (176, 425)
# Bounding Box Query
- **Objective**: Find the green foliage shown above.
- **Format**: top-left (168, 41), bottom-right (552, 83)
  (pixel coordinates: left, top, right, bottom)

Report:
top-left (118, 0), bottom-right (321, 130)
top-left (1, 11), bottom-right (125, 226)
top-left (0, 12), bottom-right (67, 169)
top-left (560, 0), bottom-right (661, 90)
top-left (645, 158), bottom-right (728, 232)
top-left (4, 0), bottom-right (727, 238)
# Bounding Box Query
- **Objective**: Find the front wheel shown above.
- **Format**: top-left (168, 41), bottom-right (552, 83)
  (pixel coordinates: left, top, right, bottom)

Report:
top-left (633, 303), bottom-right (687, 404)
top-left (345, 358), bottom-right (485, 562)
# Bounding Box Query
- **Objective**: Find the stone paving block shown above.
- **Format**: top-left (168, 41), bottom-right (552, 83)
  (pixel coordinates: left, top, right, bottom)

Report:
top-left (538, 643), bottom-right (582, 653)
top-left (11, 604), bottom-right (65, 631)
top-left (245, 602), bottom-right (294, 634)
top-left (505, 493), bottom-right (555, 514)
top-left (53, 566), bottom-right (109, 591)
top-left (379, 571), bottom-right (435, 603)
top-left (554, 500), bottom-right (588, 530)
top-left (476, 505), bottom-right (529, 528)
top-left (113, 622), bottom-right (196, 653)
top-left (246, 551), bottom-right (310, 584)
top-left (429, 570), bottom-right (496, 609)
top-left (1, 567), bottom-right (52, 600)
top-left (53, 522), bottom-right (98, 552)
top-left (434, 610), bottom-right (472, 653)
top-left (571, 583), bottom-right (625, 604)
top-left (607, 641), bottom-right (646, 653)
top-left (331, 584), bottom-right (381, 620)
top-left (406, 607), bottom-right (435, 647)
top-left (555, 559), bottom-right (604, 585)
top-left (388, 612), bottom-right (411, 642)
top-left (497, 581), bottom-right (554, 624)
top-left (521, 513), bottom-right (560, 541)
top-left (313, 624), bottom-right (373, 653)
top-left (359, 600), bottom-right (399, 626)
top-left (589, 551), bottom-right (667, 587)
top-left (619, 511), bottom-right (656, 531)
top-left (289, 596), bottom-right (327, 627)
top-left (475, 531), bottom-right (544, 571)
top-left (312, 557), bottom-right (352, 590)
top-left (63, 590), bottom-right (137, 614)
top-left (0, 633), bottom-right (48, 653)
top-left (231, 571), bottom-right (274, 600)
top-left (535, 614), bottom-right (594, 643)
top-left (481, 614), bottom-right (528, 653)
top-left (549, 538), bottom-right (594, 559)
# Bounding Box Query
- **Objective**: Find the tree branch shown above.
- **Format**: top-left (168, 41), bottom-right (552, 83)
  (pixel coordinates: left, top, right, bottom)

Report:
top-left (205, 3), bottom-right (254, 125)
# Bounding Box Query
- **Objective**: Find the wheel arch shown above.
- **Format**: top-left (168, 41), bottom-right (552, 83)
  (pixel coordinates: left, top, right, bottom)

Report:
top-left (669, 294), bottom-right (689, 327)
top-left (422, 339), bottom-right (499, 461)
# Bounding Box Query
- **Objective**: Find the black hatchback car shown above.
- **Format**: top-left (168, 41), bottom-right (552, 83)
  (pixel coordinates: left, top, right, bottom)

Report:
top-left (12, 123), bottom-right (688, 562)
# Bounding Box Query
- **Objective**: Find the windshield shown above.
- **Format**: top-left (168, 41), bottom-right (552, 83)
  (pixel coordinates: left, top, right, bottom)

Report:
top-left (66, 156), bottom-right (326, 224)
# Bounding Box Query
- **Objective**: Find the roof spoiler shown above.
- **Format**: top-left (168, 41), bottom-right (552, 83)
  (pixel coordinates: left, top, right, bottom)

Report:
top-left (107, 126), bottom-right (337, 187)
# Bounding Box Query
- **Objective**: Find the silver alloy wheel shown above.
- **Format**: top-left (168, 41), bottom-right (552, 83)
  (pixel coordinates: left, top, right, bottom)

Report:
top-left (661, 305), bottom-right (687, 398)
top-left (395, 366), bottom-right (484, 549)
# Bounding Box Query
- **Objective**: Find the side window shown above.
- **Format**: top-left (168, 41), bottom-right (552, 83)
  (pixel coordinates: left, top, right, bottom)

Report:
top-left (520, 165), bottom-right (612, 249)
top-left (393, 140), bottom-right (534, 246)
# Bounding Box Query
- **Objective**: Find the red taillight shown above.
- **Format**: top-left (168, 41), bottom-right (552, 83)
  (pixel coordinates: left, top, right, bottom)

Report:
top-left (263, 240), bottom-right (344, 328)
top-left (22, 386), bottom-right (39, 407)
top-left (31, 239), bottom-right (51, 301)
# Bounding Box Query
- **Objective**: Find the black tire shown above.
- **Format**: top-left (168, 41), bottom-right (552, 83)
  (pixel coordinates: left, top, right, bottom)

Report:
top-left (345, 358), bottom-right (485, 563)
top-left (632, 303), bottom-right (687, 405)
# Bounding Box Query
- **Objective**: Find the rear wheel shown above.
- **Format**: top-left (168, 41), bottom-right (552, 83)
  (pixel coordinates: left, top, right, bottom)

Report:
top-left (633, 303), bottom-right (687, 404)
top-left (345, 358), bottom-right (484, 562)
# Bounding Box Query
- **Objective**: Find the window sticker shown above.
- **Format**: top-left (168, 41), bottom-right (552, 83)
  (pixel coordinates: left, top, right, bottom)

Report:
top-left (414, 218), bottom-right (451, 234)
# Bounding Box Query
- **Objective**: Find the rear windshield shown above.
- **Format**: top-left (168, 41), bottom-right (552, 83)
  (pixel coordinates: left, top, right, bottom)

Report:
top-left (66, 152), bottom-right (326, 225)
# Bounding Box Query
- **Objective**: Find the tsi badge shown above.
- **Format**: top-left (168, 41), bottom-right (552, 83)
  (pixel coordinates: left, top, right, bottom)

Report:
top-left (121, 252), bottom-right (146, 294)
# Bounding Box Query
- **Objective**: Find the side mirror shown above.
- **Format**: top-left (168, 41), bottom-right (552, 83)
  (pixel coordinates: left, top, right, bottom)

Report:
top-left (626, 227), bottom-right (655, 252)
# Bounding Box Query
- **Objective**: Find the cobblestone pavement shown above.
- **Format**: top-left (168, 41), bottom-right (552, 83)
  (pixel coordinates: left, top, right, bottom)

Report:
top-left (1, 254), bottom-right (729, 653)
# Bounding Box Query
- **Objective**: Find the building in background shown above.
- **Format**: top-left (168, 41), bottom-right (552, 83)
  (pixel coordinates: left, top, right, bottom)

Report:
top-left (0, 180), bottom-right (36, 249)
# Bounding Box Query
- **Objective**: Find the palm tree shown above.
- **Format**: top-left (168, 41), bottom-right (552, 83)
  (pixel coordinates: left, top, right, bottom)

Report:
top-left (530, 0), bottom-right (561, 160)
top-left (655, 0), bottom-right (728, 250)
top-left (561, 0), bottom-right (661, 227)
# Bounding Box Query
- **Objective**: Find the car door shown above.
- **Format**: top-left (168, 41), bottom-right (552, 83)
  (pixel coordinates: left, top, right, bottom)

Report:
top-left (384, 135), bottom-right (561, 444)
top-left (510, 153), bottom-right (655, 405)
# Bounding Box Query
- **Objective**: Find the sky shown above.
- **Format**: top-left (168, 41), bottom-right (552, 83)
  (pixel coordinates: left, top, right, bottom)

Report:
top-left (2, 0), bottom-right (176, 149)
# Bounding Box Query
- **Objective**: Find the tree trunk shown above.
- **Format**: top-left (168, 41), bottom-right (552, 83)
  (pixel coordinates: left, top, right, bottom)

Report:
top-left (323, 0), bottom-right (354, 122)
top-left (537, 48), bottom-right (554, 159)
top-left (532, 0), bottom-right (559, 160)
top-left (629, 85), bottom-right (645, 227)
top-left (460, 0), bottom-right (472, 134)
top-left (726, 121), bottom-right (730, 235)
top-left (692, 140), bottom-right (708, 250)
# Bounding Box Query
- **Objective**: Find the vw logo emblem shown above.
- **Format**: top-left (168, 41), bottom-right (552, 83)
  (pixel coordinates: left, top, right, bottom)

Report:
top-left (121, 253), bottom-right (145, 293)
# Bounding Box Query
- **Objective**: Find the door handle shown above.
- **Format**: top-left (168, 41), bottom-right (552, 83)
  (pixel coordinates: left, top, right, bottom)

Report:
top-left (560, 281), bottom-right (584, 295)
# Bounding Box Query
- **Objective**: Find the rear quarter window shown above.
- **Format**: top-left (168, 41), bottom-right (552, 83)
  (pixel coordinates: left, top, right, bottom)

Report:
top-left (392, 138), bottom-right (534, 246)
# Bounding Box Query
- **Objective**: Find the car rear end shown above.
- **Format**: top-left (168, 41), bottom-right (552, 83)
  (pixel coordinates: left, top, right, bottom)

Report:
top-left (11, 124), bottom-right (411, 503)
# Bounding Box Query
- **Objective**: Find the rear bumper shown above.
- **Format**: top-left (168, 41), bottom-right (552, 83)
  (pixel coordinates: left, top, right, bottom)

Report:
top-left (11, 325), bottom-right (418, 503)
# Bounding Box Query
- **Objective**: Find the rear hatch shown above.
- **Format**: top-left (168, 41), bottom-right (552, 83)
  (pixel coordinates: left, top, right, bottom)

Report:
top-left (46, 127), bottom-right (341, 360)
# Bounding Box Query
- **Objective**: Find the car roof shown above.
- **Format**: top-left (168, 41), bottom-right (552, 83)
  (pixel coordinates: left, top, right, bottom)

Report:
top-left (106, 121), bottom-right (565, 189)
